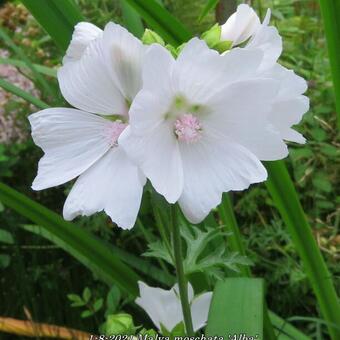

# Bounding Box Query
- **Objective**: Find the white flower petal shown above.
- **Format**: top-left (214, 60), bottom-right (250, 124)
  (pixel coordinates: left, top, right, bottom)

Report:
top-left (63, 147), bottom-right (145, 229)
top-left (128, 44), bottom-right (174, 134)
top-left (263, 63), bottom-right (307, 100)
top-left (207, 79), bottom-right (288, 160)
top-left (270, 96), bottom-right (309, 144)
top-left (262, 64), bottom-right (309, 144)
top-left (29, 108), bottom-right (113, 190)
top-left (119, 124), bottom-right (183, 204)
top-left (173, 38), bottom-right (264, 103)
top-left (173, 282), bottom-right (195, 302)
top-left (246, 9), bottom-right (282, 71)
top-left (191, 292), bottom-right (213, 331)
top-left (58, 37), bottom-right (127, 115)
top-left (221, 4), bottom-right (261, 46)
top-left (135, 282), bottom-right (183, 331)
top-left (179, 133), bottom-right (267, 223)
top-left (63, 22), bottom-right (102, 64)
top-left (102, 22), bottom-right (145, 102)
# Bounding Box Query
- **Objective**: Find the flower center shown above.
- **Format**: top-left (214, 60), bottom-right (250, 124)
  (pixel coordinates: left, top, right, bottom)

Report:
top-left (174, 114), bottom-right (202, 143)
top-left (106, 120), bottom-right (127, 147)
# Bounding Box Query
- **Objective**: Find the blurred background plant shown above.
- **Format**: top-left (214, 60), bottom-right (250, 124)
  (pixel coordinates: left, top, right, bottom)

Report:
top-left (0, 0), bottom-right (339, 339)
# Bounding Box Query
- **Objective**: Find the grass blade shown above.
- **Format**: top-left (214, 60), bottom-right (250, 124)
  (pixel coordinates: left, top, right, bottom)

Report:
top-left (122, 0), bottom-right (192, 45)
top-left (198, 0), bottom-right (219, 22)
top-left (265, 161), bottom-right (340, 339)
top-left (218, 194), bottom-right (310, 340)
top-left (0, 183), bottom-right (140, 296)
top-left (120, 1), bottom-right (144, 38)
top-left (0, 26), bottom-right (56, 99)
top-left (0, 57), bottom-right (57, 78)
top-left (0, 78), bottom-right (49, 109)
top-left (21, 0), bottom-right (84, 51)
top-left (206, 278), bottom-right (264, 337)
top-left (319, 0), bottom-right (340, 128)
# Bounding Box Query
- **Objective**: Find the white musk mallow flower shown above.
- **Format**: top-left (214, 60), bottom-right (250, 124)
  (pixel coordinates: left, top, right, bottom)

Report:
top-left (120, 38), bottom-right (297, 224)
top-left (221, 5), bottom-right (309, 143)
top-left (135, 281), bottom-right (212, 332)
top-left (29, 22), bottom-right (146, 229)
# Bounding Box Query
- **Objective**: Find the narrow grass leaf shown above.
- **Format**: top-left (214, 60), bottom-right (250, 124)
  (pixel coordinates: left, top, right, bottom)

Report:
top-left (217, 194), bottom-right (311, 340)
top-left (21, 0), bottom-right (84, 51)
top-left (122, 0), bottom-right (192, 45)
top-left (120, 1), bottom-right (144, 38)
top-left (0, 57), bottom-right (57, 78)
top-left (0, 78), bottom-right (49, 109)
top-left (198, 0), bottom-right (219, 22)
top-left (0, 26), bottom-right (56, 98)
top-left (265, 161), bottom-right (340, 339)
top-left (319, 0), bottom-right (340, 128)
top-left (0, 183), bottom-right (140, 296)
top-left (206, 278), bottom-right (264, 337)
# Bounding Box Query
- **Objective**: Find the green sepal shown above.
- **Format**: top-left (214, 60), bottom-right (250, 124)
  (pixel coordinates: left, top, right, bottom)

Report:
top-left (160, 321), bottom-right (186, 337)
top-left (142, 29), bottom-right (165, 46)
top-left (214, 40), bottom-right (233, 53)
top-left (166, 44), bottom-right (178, 57)
top-left (201, 24), bottom-right (221, 48)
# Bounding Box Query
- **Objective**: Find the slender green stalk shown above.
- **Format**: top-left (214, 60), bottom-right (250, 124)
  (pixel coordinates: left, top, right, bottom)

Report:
top-left (265, 161), bottom-right (340, 340)
top-left (0, 78), bottom-right (49, 109)
top-left (171, 205), bottom-right (194, 336)
top-left (319, 0), bottom-right (340, 128)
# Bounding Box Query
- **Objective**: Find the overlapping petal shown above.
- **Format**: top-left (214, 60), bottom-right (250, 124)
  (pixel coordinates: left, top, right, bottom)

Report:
top-left (29, 108), bottom-right (114, 190)
top-left (221, 4), bottom-right (260, 46)
top-left (63, 148), bottom-right (146, 229)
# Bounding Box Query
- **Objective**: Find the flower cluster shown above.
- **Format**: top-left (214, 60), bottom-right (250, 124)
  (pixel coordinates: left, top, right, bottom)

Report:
top-left (29, 4), bottom-right (309, 229)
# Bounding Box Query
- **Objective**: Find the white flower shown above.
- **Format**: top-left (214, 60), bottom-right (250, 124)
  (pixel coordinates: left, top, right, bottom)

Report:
top-left (29, 22), bottom-right (146, 229)
top-left (232, 8), bottom-right (309, 144)
top-left (222, 6), bottom-right (308, 146)
top-left (135, 281), bottom-right (212, 332)
top-left (221, 4), bottom-right (260, 46)
top-left (119, 39), bottom-right (290, 223)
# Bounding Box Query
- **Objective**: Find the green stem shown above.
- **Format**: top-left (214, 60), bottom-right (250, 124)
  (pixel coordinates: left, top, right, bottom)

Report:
top-left (171, 205), bottom-right (194, 336)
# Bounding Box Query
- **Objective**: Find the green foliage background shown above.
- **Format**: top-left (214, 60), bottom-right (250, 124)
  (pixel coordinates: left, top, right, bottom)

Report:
top-left (0, 0), bottom-right (339, 338)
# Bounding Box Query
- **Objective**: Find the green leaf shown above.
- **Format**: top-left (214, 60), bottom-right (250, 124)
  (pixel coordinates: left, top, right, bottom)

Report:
top-left (21, 0), bottom-right (84, 51)
top-left (0, 183), bottom-right (140, 296)
top-left (319, 0), bottom-right (340, 128)
top-left (206, 278), bottom-right (264, 337)
top-left (81, 310), bottom-right (94, 318)
top-left (93, 298), bottom-right (104, 312)
top-left (83, 287), bottom-right (92, 303)
top-left (0, 78), bottom-right (49, 109)
top-left (265, 161), bottom-right (340, 339)
top-left (67, 293), bottom-right (86, 307)
top-left (0, 229), bottom-right (14, 245)
top-left (122, 0), bottom-right (192, 46)
top-left (106, 286), bottom-right (121, 314)
top-left (199, 0), bottom-right (220, 22)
